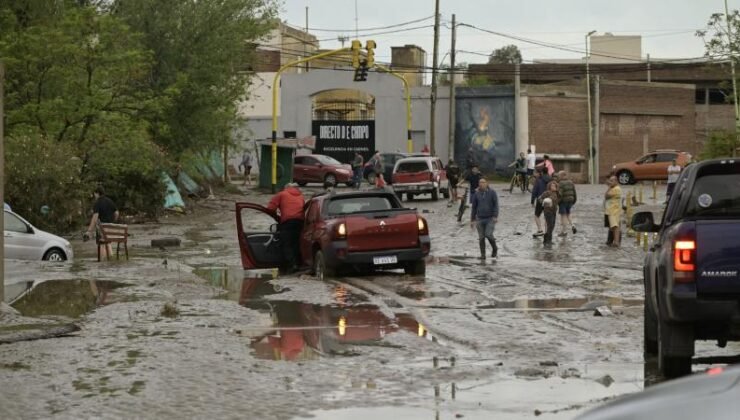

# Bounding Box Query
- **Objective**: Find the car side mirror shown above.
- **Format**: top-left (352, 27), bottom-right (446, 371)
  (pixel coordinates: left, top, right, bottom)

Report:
top-left (269, 223), bottom-right (279, 233)
top-left (632, 211), bottom-right (659, 232)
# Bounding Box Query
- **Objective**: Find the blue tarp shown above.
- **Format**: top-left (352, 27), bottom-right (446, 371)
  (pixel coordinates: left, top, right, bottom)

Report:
top-left (177, 171), bottom-right (202, 196)
top-left (162, 172), bottom-right (185, 211)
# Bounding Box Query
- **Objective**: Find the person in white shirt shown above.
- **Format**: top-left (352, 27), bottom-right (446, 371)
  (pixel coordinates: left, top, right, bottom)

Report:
top-left (666, 159), bottom-right (682, 203)
top-left (526, 148), bottom-right (536, 191)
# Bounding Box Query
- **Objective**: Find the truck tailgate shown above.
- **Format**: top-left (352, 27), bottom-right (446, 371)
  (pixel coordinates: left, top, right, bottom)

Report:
top-left (393, 172), bottom-right (430, 184)
top-left (696, 220), bottom-right (740, 295)
top-left (345, 211), bottom-right (420, 252)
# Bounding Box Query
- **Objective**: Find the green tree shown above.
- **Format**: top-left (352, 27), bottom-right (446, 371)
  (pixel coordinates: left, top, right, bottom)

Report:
top-left (488, 44), bottom-right (523, 65)
top-left (700, 131), bottom-right (737, 160)
top-left (108, 0), bottom-right (278, 158)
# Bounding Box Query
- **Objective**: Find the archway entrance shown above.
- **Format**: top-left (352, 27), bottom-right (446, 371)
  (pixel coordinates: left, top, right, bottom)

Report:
top-left (311, 89), bottom-right (375, 164)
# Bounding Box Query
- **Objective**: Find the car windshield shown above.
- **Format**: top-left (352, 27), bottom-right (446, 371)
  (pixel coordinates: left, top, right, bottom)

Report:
top-left (326, 196), bottom-right (398, 215)
top-left (316, 155), bottom-right (342, 166)
top-left (685, 171), bottom-right (740, 217)
top-left (396, 161), bottom-right (429, 173)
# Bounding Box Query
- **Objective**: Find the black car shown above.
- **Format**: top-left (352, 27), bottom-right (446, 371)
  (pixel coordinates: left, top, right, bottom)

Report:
top-left (632, 158), bottom-right (740, 378)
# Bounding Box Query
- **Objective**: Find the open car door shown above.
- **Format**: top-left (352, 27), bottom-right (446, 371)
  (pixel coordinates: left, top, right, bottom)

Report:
top-left (235, 202), bottom-right (283, 269)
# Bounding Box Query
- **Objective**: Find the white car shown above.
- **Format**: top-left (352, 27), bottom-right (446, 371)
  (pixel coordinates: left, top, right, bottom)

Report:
top-left (4, 209), bottom-right (74, 261)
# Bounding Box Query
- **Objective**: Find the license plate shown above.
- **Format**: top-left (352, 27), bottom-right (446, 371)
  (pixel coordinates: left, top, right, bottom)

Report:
top-left (373, 255), bottom-right (398, 265)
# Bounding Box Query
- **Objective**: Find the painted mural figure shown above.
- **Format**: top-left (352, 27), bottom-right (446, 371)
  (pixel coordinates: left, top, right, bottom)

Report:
top-left (465, 103), bottom-right (497, 171)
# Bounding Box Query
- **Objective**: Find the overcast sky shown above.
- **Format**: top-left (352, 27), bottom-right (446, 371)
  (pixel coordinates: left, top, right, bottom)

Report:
top-left (281, 0), bottom-right (737, 66)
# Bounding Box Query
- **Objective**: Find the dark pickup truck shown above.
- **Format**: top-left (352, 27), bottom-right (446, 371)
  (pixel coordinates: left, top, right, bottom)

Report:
top-left (632, 158), bottom-right (740, 378)
top-left (236, 190), bottom-right (430, 278)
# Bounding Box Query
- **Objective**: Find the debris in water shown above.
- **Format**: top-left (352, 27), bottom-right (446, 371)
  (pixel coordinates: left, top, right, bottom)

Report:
top-left (161, 302), bottom-right (180, 318)
top-left (595, 374), bottom-right (615, 387)
top-left (593, 306), bottom-right (614, 317)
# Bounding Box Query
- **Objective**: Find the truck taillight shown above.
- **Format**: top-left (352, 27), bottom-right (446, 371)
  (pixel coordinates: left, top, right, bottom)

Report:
top-left (336, 223), bottom-right (347, 239)
top-left (417, 217), bottom-right (428, 235)
top-left (673, 240), bottom-right (696, 282)
top-left (429, 172), bottom-right (434, 182)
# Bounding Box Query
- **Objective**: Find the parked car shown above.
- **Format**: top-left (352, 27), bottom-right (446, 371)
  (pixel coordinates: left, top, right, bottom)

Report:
top-left (391, 156), bottom-right (449, 201)
top-left (576, 364), bottom-right (740, 420)
top-left (363, 152), bottom-right (426, 185)
top-left (293, 154), bottom-right (353, 187)
top-left (632, 158), bottom-right (740, 378)
top-left (611, 150), bottom-right (692, 185)
top-left (4, 209), bottom-right (73, 261)
top-left (235, 190), bottom-right (430, 277)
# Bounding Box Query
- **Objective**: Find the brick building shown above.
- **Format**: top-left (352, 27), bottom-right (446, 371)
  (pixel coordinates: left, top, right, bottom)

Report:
top-left (468, 61), bottom-right (734, 181)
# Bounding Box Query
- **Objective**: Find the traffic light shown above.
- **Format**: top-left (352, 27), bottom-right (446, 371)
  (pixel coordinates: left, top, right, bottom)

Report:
top-left (365, 40), bottom-right (376, 68)
top-left (354, 60), bottom-right (368, 81)
top-left (351, 40), bottom-right (361, 69)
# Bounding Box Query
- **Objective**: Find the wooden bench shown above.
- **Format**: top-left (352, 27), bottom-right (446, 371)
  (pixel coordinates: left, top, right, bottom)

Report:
top-left (97, 223), bottom-right (129, 261)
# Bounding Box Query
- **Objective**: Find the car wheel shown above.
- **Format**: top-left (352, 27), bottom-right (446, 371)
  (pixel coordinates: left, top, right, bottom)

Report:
top-left (644, 298), bottom-right (658, 356)
top-left (617, 170), bottom-right (633, 185)
top-left (366, 173), bottom-right (376, 185)
top-left (658, 318), bottom-right (693, 378)
top-left (43, 248), bottom-right (67, 262)
top-left (431, 187), bottom-right (439, 201)
top-left (297, 181), bottom-right (307, 187)
top-left (324, 173), bottom-right (337, 186)
top-left (313, 250), bottom-right (336, 281)
top-left (404, 260), bottom-right (426, 276)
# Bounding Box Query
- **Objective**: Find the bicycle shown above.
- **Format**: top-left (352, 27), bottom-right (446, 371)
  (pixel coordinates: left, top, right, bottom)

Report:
top-left (457, 187), bottom-right (469, 222)
top-left (509, 170), bottom-right (527, 193)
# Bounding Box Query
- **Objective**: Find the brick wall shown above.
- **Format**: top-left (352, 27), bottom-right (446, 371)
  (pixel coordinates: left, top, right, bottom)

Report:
top-left (598, 81), bottom-right (695, 180)
top-left (528, 94), bottom-right (589, 182)
top-left (695, 104), bottom-right (735, 147)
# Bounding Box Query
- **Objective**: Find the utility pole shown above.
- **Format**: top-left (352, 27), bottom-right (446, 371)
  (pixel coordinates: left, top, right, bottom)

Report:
top-left (429, 0), bottom-right (440, 155)
top-left (646, 53), bottom-right (651, 82)
top-left (726, 0), bottom-right (739, 157)
top-left (585, 30), bottom-right (596, 184)
top-left (1, 62), bottom-right (5, 303)
top-left (305, 7), bottom-right (310, 72)
top-left (354, 0), bottom-right (359, 39)
top-left (447, 14), bottom-right (456, 161)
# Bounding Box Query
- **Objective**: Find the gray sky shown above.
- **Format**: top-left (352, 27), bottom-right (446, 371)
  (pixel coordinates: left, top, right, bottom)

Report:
top-left (281, 0), bottom-right (737, 66)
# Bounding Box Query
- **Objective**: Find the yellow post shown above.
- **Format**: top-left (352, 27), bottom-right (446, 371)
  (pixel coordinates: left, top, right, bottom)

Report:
top-left (625, 191), bottom-right (634, 236)
top-left (652, 181), bottom-right (657, 201)
top-left (636, 229), bottom-right (642, 246)
top-left (643, 232), bottom-right (649, 251)
top-left (375, 64), bottom-right (413, 153)
top-left (638, 183), bottom-right (644, 204)
top-left (271, 47), bottom-right (350, 192)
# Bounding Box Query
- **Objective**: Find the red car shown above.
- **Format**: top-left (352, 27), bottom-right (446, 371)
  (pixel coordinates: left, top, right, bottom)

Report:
top-left (391, 156), bottom-right (449, 201)
top-left (235, 190), bottom-right (430, 278)
top-left (293, 154), bottom-right (354, 187)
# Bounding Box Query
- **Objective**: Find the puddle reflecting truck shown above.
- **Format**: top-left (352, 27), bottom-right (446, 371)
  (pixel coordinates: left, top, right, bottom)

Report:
top-left (632, 158), bottom-right (740, 378)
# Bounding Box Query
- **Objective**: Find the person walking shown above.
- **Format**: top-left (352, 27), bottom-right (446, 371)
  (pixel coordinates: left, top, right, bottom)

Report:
top-left (84, 186), bottom-right (120, 258)
top-left (557, 171), bottom-right (578, 236)
top-left (267, 183), bottom-right (305, 273)
top-left (604, 175), bottom-right (623, 248)
top-left (351, 152), bottom-right (364, 190)
top-left (526, 148), bottom-right (536, 191)
top-left (239, 151), bottom-right (253, 186)
top-left (530, 170), bottom-right (547, 237)
top-left (470, 178), bottom-right (499, 259)
top-left (445, 159), bottom-right (461, 205)
top-left (465, 166), bottom-right (483, 203)
top-left (372, 151), bottom-right (383, 180)
top-left (538, 181), bottom-right (560, 245)
top-left (666, 159), bottom-right (681, 203)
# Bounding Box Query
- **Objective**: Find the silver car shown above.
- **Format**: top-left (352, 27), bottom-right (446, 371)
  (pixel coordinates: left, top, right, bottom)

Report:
top-left (4, 210), bottom-right (74, 261)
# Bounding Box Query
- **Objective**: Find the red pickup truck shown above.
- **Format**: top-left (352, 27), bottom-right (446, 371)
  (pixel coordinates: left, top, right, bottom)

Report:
top-left (236, 191), bottom-right (430, 278)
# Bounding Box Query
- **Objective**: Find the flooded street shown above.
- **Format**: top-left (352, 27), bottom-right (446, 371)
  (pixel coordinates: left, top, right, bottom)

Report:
top-left (2, 184), bottom-right (738, 419)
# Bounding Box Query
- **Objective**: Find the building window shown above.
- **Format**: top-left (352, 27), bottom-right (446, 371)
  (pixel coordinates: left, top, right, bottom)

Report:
top-left (708, 88), bottom-right (730, 105)
top-left (695, 89), bottom-right (707, 105)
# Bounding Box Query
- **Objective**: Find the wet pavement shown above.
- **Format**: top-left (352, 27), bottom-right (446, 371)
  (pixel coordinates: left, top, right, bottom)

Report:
top-left (2, 183), bottom-right (739, 419)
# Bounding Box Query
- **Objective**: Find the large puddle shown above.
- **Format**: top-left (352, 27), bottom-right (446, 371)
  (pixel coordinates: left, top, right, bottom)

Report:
top-left (5, 279), bottom-right (128, 318)
top-left (194, 266), bottom-right (433, 361)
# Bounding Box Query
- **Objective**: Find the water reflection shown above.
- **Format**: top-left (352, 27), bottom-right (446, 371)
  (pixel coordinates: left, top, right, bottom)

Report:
top-left (7, 280), bottom-right (127, 318)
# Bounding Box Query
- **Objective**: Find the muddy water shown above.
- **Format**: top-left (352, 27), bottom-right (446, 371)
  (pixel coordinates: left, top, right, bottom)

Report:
top-left (7, 279), bottom-right (128, 318)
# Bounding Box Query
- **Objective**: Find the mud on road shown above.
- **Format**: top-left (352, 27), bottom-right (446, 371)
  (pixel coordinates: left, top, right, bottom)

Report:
top-left (2, 183), bottom-right (739, 419)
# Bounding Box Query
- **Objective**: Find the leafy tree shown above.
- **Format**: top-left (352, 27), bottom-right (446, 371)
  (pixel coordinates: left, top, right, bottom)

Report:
top-left (700, 131), bottom-right (737, 160)
top-left (108, 0), bottom-right (278, 158)
top-left (488, 44), bottom-right (523, 65)
top-left (697, 10), bottom-right (740, 155)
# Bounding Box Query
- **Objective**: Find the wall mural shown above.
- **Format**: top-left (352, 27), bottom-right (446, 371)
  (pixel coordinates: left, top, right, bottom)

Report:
top-left (454, 90), bottom-right (515, 176)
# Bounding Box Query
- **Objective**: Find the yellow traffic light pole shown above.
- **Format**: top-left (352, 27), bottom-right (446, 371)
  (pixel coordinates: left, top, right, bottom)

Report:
top-left (271, 47), bottom-right (350, 192)
top-left (270, 40), bottom-right (413, 192)
top-left (375, 64), bottom-right (413, 153)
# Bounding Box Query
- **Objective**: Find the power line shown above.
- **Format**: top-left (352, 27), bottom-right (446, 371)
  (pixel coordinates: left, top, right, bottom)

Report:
top-left (315, 24), bottom-right (435, 42)
top-left (285, 15), bottom-right (435, 33)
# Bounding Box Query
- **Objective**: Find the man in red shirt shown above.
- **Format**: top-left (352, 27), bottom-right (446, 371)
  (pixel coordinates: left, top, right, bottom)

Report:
top-left (267, 183), bottom-right (305, 273)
